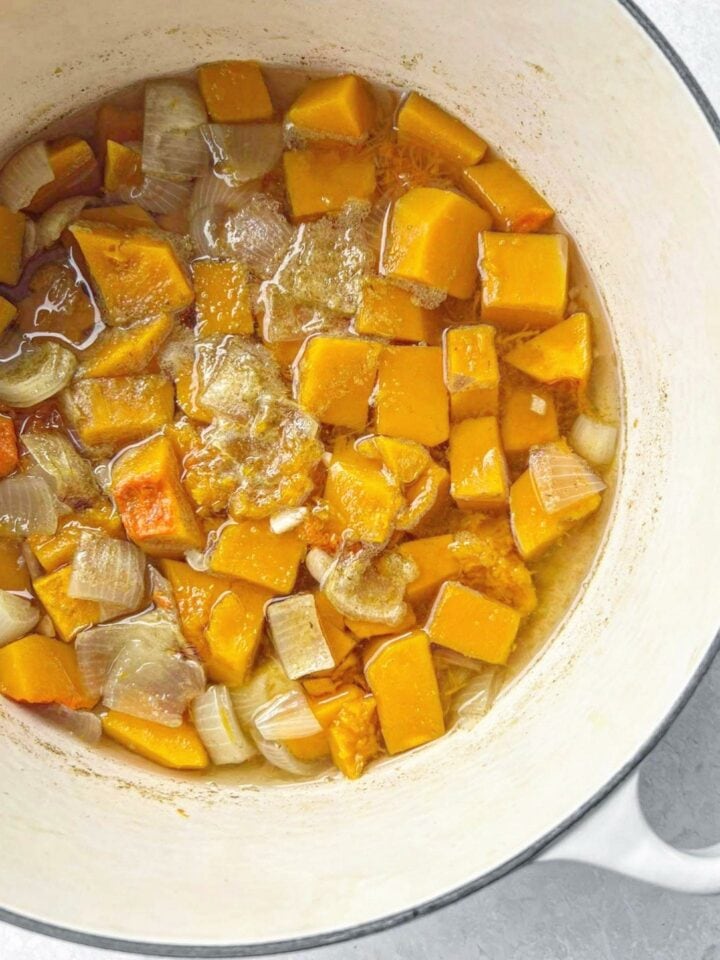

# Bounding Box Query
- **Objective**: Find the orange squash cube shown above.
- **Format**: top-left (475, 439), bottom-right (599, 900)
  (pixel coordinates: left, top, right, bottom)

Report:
top-left (504, 313), bottom-right (592, 383)
top-left (61, 375), bottom-right (175, 449)
top-left (397, 534), bottom-right (460, 607)
top-left (324, 456), bottom-right (403, 544)
top-left (77, 314), bottom-right (172, 378)
top-left (449, 416), bottom-right (509, 511)
top-left (198, 60), bottom-right (274, 123)
top-left (283, 148), bottom-right (376, 220)
top-left (0, 634), bottom-right (96, 709)
top-left (479, 232), bottom-right (568, 330)
top-left (354, 277), bottom-right (442, 343)
top-left (328, 695), bottom-right (381, 778)
top-left (462, 159), bottom-right (554, 232)
top-left (204, 582), bottom-right (271, 686)
top-left (364, 629), bottom-right (445, 754)
top-left (286, 74), bottom-right (375, 143)
top-left (501, 386), bottom-right (559, 453)
top-left (194, 260), bottom-right (254, 336)
top-left (33, 565), bottom-right (106, 642)
top-left (0, 206), bottom-right (26, 285)
top-left (444, 324), bottom-right (499, 421)
top-left (375, 345), bottom-right (449, 446)
top-left (384, 187), bottom-right (490, 299)
top-left (103, 140), bottom-right (142, 192)
top-left (426, 580), bottom-right (521, 664)
top-left (396, 93), bottom-right (487, 167)
top-left (314, 591), bottom-right (357, 664)
top-left (210, 520), bottom-right (306, 594)
top-left (0, 416), bottom-right (18, 479)
top-left (27, 137), bottom-right (100, 214)
top-left (102, 711), bottom-right (209, 770)
top-left (158, 559), bottom-right (231, 655)
top-left (295, 336), bottom-right (382, 430)
top-left (355, 434), bottom-right (430, 485)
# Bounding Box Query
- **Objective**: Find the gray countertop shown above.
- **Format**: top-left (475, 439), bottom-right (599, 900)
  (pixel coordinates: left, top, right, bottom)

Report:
top-left (2, 1), bottom-right (719, 957)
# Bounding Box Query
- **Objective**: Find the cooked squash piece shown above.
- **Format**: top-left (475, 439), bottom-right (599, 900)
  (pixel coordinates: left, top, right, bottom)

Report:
top-left (328, 695), bottom-right (381, 778)
top-left (314, 591), bottom-right (357, 664)
top-left (479, 232), bottom-right (568, 330)
top-left (194, 260), bottom-right (254, 336)
top-left (449, 416), bottom-right (508, 511)
top-left (0, 206), bottom-right (25, 285)
top-left (345, 604), bottom-right (416, 639)
top-left (365, 630), bottom-right (444, 754)
top-left (0, 295), bottom-right (17, 335)
top-left (296, 336), bottom-right (381, 430)
top-left (0, 634), bottom-right (96, 709)
top-left (29, 503), bottom-right (124, 573)
top-left (384, 187), bottom-right (490, 299)
top-left (0, 416), bottom-right (18, 479)
top-left (0, 539), bottom-right (30, 591)
top-left (397, 461), bottom-right (451, 532)
top-left (69, 222), bottom-right (194, 324)
top-left (375, 345), bottom-right (449, 446)
top-left (286, 74), bottom-right (375, 143)
top-left (204, 582), bottom-right (271, 686)
top-left (324, 456), bottom-right (403, 544)
top-left (501, 386), bottom-right (559, 453)
top-left (77, 313), bottom-right (172, 378)
top-left (210, 520), bottom-right (305, 594)
top-left (102, 711), bottom-right (209, 770)
top-left (27, 137), bottom-right (100, 214)
top-left (397, 534), bottom-right (460, 606)
top-left (426, 580), bottom-right (520, 664)
top-left (355, 434), bottom-right (430, 485)
top-left (283, 148), bottom-right (376, 220)
top-left (444, 323), bottom-right (499, 420)
top-left (96, 104), bottom-right (143, 154)
top-left (103, 139), bottom-right (143, 192)
top-left (33, 565), bottom-right (106, 641)
top-left (79, 204), bottom-right (155, 229)
top-left (397, 93), bottom-right (487, 166)
top-left (61, 375), bottom-right (174, 449)
top-left (504, 313), bottom-right (592, 383)
top-left (158, 560), bottom-right (230, 655)
top-left (463, 159), bottom-right (554, 232)
top-left (354, 277), bottom-right (442, 343)
top-left (509, 468), bottom-right (601, 561)
top-left (198, 60), bottom-right (274, 123)
top-left (112, 435), bottom-right (203, 557)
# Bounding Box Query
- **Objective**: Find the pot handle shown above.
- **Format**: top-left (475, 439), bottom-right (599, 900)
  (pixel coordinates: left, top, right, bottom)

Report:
top-left (538, 770), bottom-right (720, 893)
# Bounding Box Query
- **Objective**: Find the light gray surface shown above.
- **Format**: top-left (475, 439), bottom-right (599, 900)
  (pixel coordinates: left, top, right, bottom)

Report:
top-left (2, 0), bottom-right (719, 957)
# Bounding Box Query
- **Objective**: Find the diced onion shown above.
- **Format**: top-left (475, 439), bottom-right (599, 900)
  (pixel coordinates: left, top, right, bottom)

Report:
top-left (22, 218), bottom-right (38, 260)
top-left (251, 732), bottom-right (324, 777)
top-left (529, 440), bottom-right (606, 514)
top-left (117, 176), bottom-right (193, 215)
top-left (322, 548), bottom-right (417, 626)
top-left (188, 172), bottom-right (258, 258)
top-left (569, 413), bottom-right (618, 466)
top-left (454, 669), bottom-right (499, 727)
top-left (142, 80), bottom-right (208, 182)
top-left (253, 689), bottom-right (323, 740)
top-left (266, 593), bottom-right (335, 679)
top-left (229, 659), bottom-right (297, 726)
top-left (23, 431), bottom-right (99, 506)
top-left (223, 195), bottom-right (294, 278)
top-left (305, 547), bottom-right (333, 583)
top-left (0, 341), bottom-right (77, 407)
top-left (69, 532), bottom-right (146, 609)
top-left (0, 475), bottom-right (59, 536)
top-left (191, 684), bottom-right (256, 765)
top-left (0, 141), bottom-right (54, 212)
top-left (0, 589), bottom-right (40, 647)
top-left (36, 703), bottom-right (102, 743)
top-left (201, 123), bottom-right (283, 183)
top-left (269, 506), bottom-right (308, 535)
top-left (35, 196), bottom-right (92, 250)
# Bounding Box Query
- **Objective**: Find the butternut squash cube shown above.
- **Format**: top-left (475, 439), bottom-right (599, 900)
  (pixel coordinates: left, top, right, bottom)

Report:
top-left (501, 386), bottom-right (559, 453)
top-left (158, 559), bottom-right (231, 656)
top-left (286, 74), bottom-right (375, 143)
top-left (61, 375), bottom-right (174, 449)
top-left (426, 580), bottom-right (521, 664)
top-left (397, 461), bottom-right (451, 532)
top-left (328, 695), bottom-right (381, 778)
top-left (397, 92), bottom-right (487, 167)
top-left (0, 206), bottom-right (25, 285)
top-left (194, 260), bottom-right (253, 336)
top-left (397, 534), bottom-right (460, 606)
top-left (354, 277), bottom-right (442, 343)
top-left (27, 137), bottom-right (100, 214)
top-left (479, 232), bottom-right (568, 330)
top-left (0, 416), bottom-right (18, 479)
top-left (198, 60), bottom-right (274, 123)
top-left (355, 434), bottom-right (430, 484)
top-left (69, 222), bottom-right (194, 324)
top-left (77, 314), bottom-right (173, 378)
top-left (102, 711), bottom-right (209, 770)
top-left (314, 592), bottom-right (357, 664)
top-left (33, 565), bottom-right (106, 641)
top-left (0, 634), bottom-right (96, 709)
top-left (375, 345), bottom-right (449, 446)
top-left (0, 295), bottom-right (17, 335)
top-left (504, 313), bottom-right (592, 383)
top-left (204, 582), bottom-right (271, 686)
top-left (210, 520), bottom-right (305, 594)
top-left (364, 629), bottom-right (445, 754)
top-left (444, 324), bottom-right (499, 421)
top-left (463, 159), bottom-right (554, 233)
top-left (96, 104), bottom-right (143, 155)
top-left (0, 539), bottom-right (30, 591)
top-left (384, 187), bottom-right (490, 299)
top-left (103, 139), bottom-right (142, 192)
top-left (324, 457), bottom-right (403, 544)
top-left (449, 416), bottom-right (508, 511)
top-left (80, 204), bottom-right (155, 230)
top-left (112, 436), bottom-right (203, 557)
top-left (295, 336), bottom-right (382, 430)
top-left (29, 503), bottom-right (124, 573)
top-left (509, 468), bottom-right (601, 561)
top-left (283, 148), bottom-right (376, 220)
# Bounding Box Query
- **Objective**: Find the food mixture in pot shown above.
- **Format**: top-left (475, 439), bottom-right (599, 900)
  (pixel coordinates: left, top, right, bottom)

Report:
top-left (0, 62), bottom-right (618, 779)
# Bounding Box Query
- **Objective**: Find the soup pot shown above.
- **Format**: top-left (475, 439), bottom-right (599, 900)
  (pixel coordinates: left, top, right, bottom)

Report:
top-left (1, 0), bottom-right (719, 954)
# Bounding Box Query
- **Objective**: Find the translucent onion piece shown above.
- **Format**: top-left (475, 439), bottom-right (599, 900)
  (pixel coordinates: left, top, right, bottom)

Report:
top-left (191, 684), bottom-right (256, 765)
top-left (202, 123), bottom-right (283, 183)
top-left (322, 548), bottom-right (417, 626)
top-left (269, 506), bottom-right (308, 535)
top-left (35, 196), bottom-right (92, 250)
top-left (0, 141), bottom-right (54, 212)
top-left (229, 658), bottom-right (300, 726)
top-left (36, 703), bottom-right (102, 744)
top-left (117, 176), bottom-right (193, 214)
top-left (266, 593), bottom-right (335, 679)
top-left (0, 475), bottom-right (58, 537)
top-left (22, 431), bottom-right (99, 506)
top-left (454, 668), bottom-right (499, 728)
top-left (188, 172), bottom-right (258, 257)
top-left (0, 341), bottom-right (77, 407)
top-left (569, 414), bottom-right (618, 466)
top-left (22, 218), bottom-right (38, 260)
top-left (0, 589), bottom-right (40, 647)
top-left (223, 195), bottom-right (293, 278)
top-left (253, 689), bottom-right (323, 740)
top-left (305, 547), bottom-right (333, 583)
top-left (252, 732), bottom-right (325, 777)
top-left (21, 541), bottom-right (43, 580)
top-left (529, 440), bottom-right (606, 514)
top-left (142, 80), bottom-right (208, 182)
top-left (69, 532), bottom-right (146, 609)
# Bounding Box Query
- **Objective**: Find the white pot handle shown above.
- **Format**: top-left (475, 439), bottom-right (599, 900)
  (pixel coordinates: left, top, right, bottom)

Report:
top-left (538, 770), bottom-right (720, 893)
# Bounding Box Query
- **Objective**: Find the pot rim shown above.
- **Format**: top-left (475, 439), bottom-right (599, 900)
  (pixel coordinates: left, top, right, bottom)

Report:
top-left (2, 0), bottom-right (719, 955)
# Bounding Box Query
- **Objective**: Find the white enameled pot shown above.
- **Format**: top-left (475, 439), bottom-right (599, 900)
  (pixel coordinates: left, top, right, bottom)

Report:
top-left (1, 0), bottom-right (720, 954)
